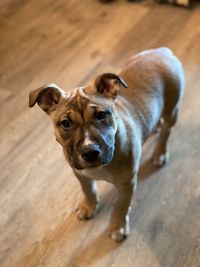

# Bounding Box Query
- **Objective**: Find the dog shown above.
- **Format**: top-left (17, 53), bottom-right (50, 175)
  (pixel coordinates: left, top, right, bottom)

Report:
top-left (29, 48), bottom-right (184, 242)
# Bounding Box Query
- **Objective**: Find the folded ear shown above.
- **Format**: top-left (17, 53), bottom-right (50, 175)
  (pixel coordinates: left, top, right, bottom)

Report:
top-left (29, 83), bottom-right (65, 114)
top-left (94, 73), bottom-right (128, 99)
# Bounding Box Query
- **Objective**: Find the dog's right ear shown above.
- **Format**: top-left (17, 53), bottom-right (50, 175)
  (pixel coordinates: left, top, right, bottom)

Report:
top-left (29, 84), bottom-right (65, 114)
top-left (94, 73), bottom-right (128, 99)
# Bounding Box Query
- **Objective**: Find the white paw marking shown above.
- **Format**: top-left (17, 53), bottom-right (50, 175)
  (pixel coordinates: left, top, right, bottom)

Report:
top-left (153, 152), bottom-right (170, 167)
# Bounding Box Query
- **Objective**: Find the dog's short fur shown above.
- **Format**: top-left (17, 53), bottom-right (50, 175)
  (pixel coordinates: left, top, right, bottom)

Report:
top-left (29, 48), bottom-right (184, 242)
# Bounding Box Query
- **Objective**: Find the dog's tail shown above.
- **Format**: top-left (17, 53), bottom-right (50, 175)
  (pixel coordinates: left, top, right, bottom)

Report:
top-left (131, 47), bottom-right (173, 61)
top-left (156, 47), bottom-right (173, 55)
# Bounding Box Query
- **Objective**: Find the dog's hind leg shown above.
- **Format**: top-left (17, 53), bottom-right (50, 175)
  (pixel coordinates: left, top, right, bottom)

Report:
top-left (152, 109), bottom-right (178, 167)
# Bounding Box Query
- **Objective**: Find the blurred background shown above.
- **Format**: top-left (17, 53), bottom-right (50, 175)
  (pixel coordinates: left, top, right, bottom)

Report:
top-left (0, 1), bottom-right (200, 267)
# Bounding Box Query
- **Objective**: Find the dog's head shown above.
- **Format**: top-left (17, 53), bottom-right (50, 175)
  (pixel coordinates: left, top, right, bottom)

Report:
top-left (29, 73), bottom-right (127, 170)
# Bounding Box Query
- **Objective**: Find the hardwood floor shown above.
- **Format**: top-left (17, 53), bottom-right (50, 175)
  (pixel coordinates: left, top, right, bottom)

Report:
top-left (0, 1), bottom-right (200, 267)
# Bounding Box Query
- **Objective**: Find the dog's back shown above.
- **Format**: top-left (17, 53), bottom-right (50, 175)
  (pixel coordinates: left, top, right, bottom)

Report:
top-left (119, 47), bottom-right (184, 142)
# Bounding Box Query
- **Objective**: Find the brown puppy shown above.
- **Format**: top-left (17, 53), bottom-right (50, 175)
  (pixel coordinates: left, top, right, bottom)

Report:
top-left (29, 48), bottom-right (184, 242)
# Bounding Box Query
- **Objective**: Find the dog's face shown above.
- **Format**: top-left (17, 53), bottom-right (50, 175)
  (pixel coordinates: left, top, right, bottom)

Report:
top-left (29, 73), bottom-right (127, 170)
top-left (52, 90), bottom-right (117, 170)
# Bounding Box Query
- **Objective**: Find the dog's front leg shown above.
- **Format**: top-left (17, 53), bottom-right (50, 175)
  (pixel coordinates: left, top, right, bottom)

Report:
top-left (75, 174), bottom-right (100, 220)
top-left (109, 178), bottom-right (136, 242)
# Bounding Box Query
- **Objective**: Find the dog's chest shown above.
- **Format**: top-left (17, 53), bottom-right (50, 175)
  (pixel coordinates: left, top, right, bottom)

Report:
top-left (75, 166), bottom-right (114, 183)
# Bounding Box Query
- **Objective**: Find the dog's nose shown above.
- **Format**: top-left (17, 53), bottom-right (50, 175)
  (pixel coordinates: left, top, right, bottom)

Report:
top-left (81, 145), bottom-right (101, 163)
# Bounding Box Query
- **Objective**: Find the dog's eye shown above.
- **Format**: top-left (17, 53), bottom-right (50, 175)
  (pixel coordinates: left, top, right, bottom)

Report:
top-left (60, 119), bottom-right (72, 129)
top-left (96, 111), bottom-right (107, 121)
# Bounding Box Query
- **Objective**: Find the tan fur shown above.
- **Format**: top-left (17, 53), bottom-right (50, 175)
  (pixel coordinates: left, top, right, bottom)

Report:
top-left (29, 48), bottom-right (184, 242)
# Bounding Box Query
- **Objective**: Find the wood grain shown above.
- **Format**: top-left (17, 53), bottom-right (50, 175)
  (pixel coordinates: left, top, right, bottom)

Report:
top-left (0, 1), bottom-right (200, 267)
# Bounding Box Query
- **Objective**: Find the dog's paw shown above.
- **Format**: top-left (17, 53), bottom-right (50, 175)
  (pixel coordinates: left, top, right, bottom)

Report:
top-left (76, 199), bottom-right (100, 220)
top-left (152, 152), bottom-right (169, 167)
top-left (109, 216), bottom-right (130, 242)
top-left (109, 227), bottom-right (129, 242)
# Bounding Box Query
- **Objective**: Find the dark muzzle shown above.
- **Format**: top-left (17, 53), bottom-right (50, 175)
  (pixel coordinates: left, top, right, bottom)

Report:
top-left (81, 144), bottom-right (101, 163)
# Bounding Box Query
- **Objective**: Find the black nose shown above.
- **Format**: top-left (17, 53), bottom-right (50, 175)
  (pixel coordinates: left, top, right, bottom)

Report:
top-left (81, 145), bottom-right (101, 163)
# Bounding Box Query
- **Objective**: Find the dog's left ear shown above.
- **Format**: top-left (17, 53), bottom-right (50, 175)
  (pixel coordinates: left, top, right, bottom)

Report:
top-left (94, 73), bottom-right (128, 99)
top-left (29, 83), bottom-right (65, 114)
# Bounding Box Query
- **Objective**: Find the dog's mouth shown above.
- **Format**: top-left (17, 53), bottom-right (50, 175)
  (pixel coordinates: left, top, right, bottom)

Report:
top-left (76, 162), bottom-right (104, 171)
top-left (69, 151), bottom-right (113, 171)
top-left (73, 158), bottom-right (109, 171)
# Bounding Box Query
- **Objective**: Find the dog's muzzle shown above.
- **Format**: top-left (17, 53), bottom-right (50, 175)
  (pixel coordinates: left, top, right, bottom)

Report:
top-left (81, 144), bottom-right (101, 163)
